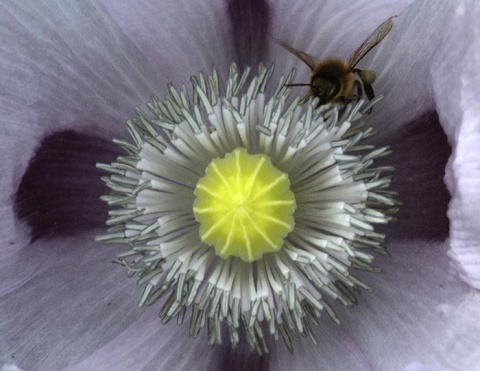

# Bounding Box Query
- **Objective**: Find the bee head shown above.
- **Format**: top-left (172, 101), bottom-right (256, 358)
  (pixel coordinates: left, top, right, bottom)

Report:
top-left (311, 75), bottom-right (340, 105)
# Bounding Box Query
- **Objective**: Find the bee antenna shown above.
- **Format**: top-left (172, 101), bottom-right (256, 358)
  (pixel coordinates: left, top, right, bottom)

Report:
top-left (285, 83), bottom-right (312, 87)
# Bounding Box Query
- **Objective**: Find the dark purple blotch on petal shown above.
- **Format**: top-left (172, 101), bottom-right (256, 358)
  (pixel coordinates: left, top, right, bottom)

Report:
top-left (218, 343), bottom-right (269, 371)
top-left (228, 0), bottom-right (271, 70)
top-left (383, 111), bottom-right (451, 240)
top-left (14, 130), bottom-right (118, 240)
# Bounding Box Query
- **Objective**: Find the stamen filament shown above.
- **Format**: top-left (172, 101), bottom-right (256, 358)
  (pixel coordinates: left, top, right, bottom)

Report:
top-left (98, 63), bottom-right (397, 355)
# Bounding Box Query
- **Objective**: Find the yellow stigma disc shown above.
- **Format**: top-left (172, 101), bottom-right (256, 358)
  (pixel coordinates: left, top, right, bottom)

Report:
top-left (193, 148), bottom-right (296, 262)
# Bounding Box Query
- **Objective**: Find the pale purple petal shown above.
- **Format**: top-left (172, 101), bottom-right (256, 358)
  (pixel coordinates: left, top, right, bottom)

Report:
top-left (67, 309), bottom-right (268, 371)
top-left (0, 0), bottom-right (164, 246)
top-left (347, 240), bottom-right (480, 370)
top-left (271, 240), bottom-right (480, 370)
top-left (0, 231), bottom-right (143, 370)
top-left (267, 0), bottom-right (480, 369)
top-left (271, 0), bottom-right (413, 95)
top-left (272, 1), bottom-right (455, 239)
top-left (1, 366), bottom-right (23, 371)
top-left (373, 0), bottom-right (480, 290)
top-left (2, 0), bottom-right (480, 370)
top-left (276, 0), bottom-right (480, 287)
top-left (429, 2), bottom-right (480, 289)
top-left (403, 361), bottom-right (452, 371)
top-left (0, 0), bottom-right (162, 136)
top-left (101, 0), bottom-right (271, 75)
top-left (100, 0), bottom-right (237, 81)
top-left (269, 316), bottom-right (372, 370)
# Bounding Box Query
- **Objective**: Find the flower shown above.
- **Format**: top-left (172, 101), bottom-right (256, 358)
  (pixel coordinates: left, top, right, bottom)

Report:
top-left (96, 61), bottom-right (397, 354)
top-left (1, 0), bottom-right (480, 370)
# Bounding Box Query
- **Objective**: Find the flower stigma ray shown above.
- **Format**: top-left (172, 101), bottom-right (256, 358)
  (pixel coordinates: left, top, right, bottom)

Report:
top-left (97, 63), bottom-right (398, 354)
top-left (193, 147), bottom-right (297, 262)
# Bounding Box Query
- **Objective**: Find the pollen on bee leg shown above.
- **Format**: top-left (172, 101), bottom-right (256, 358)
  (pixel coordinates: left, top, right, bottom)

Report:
top-left (97, 62), bottom-right (397, 354)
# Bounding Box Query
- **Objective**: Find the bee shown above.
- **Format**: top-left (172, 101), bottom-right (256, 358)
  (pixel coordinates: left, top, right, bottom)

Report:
top-left (277, 18), bottom-right (394, 109)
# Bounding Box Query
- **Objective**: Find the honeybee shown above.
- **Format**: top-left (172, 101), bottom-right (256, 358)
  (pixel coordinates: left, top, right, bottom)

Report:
top-left (277, 18), bottom-right (394, 109)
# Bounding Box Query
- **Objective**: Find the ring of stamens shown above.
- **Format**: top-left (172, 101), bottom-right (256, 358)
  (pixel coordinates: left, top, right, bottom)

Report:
top-left (97, 63), bottom-right (397, 355)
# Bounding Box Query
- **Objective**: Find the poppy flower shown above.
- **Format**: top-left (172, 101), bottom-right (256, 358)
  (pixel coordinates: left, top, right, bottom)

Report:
top-left (1, 0), bottom-right (479, 370)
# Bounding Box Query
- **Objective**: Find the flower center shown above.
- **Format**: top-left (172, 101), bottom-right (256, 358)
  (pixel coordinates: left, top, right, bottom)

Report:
top-left (193, 147), bottom-right (296, 262)
top-left (97, 63), bottom-right (398, 355)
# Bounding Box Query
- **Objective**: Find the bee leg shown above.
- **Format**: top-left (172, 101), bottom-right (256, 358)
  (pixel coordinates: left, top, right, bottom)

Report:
top-left (342, 94), bottom-right (360, 105)
top-left (339, 95), bottom-right (357, 108)
top-left (364, 84), bottom-right (375, 101)
top-left (363, 84), bottom-right (375, 114)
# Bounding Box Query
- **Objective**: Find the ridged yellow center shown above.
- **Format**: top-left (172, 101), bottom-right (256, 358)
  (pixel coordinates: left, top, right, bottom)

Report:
top-left (193, 148), bottom-right (296, 262)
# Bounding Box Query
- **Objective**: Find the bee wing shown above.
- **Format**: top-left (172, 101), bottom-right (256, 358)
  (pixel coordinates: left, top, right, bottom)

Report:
top-left (276, 40), bottom-right (316, 71)
top-left (348, 17), bottom-right (394, 69)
